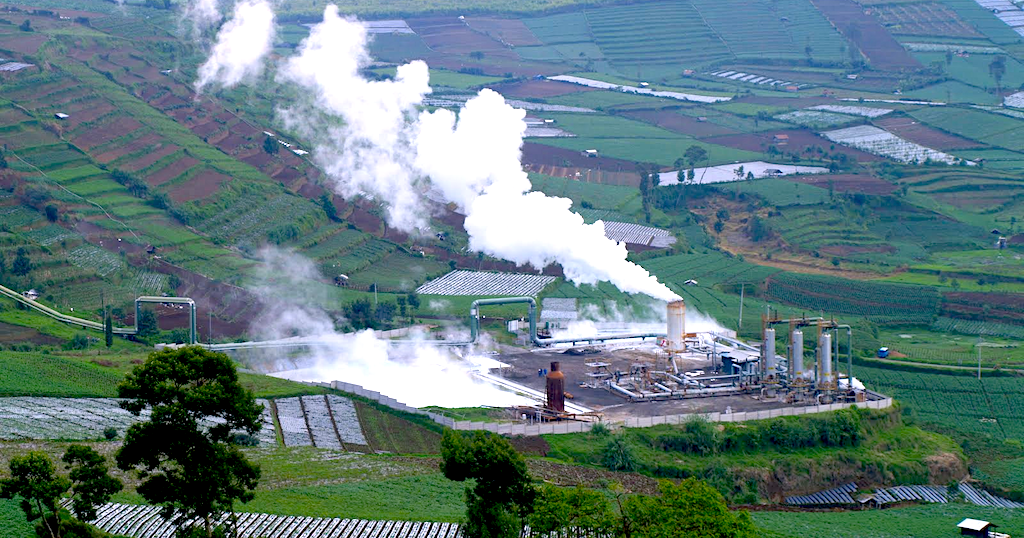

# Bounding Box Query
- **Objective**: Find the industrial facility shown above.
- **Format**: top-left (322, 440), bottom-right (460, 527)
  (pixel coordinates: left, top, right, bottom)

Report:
top-left (482, 299), bottom-right (878, 423)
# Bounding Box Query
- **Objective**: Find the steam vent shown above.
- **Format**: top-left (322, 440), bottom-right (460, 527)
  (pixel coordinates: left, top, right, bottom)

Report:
top-left (546, 361), bottom-right (565, 413)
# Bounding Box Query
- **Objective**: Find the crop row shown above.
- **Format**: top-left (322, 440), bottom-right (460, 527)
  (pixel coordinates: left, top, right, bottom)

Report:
top-left (824, 126), bottom-right (965, 165)
top-left (932, 317), bottom-right (1024, 339)
top-left (273, 395), bottom-right (367, 448)
top-left (416, 270), bottom-right (556, 297)
top-left (858, 364), bottom-right (1024, 439)
top-left (766, 273), bottom-right (940, 321)
top-left (74, 501), bottom-right (463, 538)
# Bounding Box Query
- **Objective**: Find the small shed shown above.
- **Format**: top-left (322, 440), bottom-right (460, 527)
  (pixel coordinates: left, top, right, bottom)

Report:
top-left (54, 112), bottom-right (69, 120)
top-left (764, 169), bottom-right (784, 177)
top-left (773, 134), bottom-right (789, 145)
top-left (583, 149), bottom-right (599, 158)
top-left (957, 518), bottom-right (995, 537)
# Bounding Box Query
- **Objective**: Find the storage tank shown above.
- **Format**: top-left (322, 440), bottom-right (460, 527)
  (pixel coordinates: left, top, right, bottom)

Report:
top-left (820, 333), bottom-right (832, 382)
top-left (764, 327), bottom-right (777, 374)
top-left (792, 329), bottom-right (804, 379)
top-left (666, 300), bottom-right (686, 353)
top-left (546, 361), bottom-right (565, 413)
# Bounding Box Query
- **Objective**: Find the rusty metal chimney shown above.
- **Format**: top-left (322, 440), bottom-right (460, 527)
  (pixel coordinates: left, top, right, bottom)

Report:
top-left (546, 361), bottom-right (565, 413)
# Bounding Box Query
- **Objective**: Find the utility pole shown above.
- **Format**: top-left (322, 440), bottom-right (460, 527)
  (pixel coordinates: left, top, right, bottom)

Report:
top-left (978, 338), bottom-right (983, 380)
top-left (738, 283), bottom-right (745, 330)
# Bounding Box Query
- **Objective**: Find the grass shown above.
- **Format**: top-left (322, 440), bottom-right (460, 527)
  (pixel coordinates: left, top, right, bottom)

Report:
top-left (0, 499), bottom-right (33, 538)
top-left (543, 408), bottom-right (961, 502)
top-left (239, 474), bottom-right (465, 522)
top-left (754, 503), bottom-right (1024, 538)
top-left (355, 400), bottom-right (442, 454)
top-left (0, 352), bottom-right (124, 397)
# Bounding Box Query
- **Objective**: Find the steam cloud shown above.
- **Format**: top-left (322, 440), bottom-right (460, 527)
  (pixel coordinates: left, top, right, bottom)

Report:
top-left (279, 6), bottom-right (679, 301)
top-left (183, 0), bottom-right (222, 32)
top-left (195, 0), bottom-right (276, 91)
top-left (249, 248), bottom-right (530, 408)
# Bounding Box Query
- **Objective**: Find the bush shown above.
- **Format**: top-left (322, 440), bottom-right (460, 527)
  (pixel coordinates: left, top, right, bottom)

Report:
top-left (601, 435), bottom-right (637, 472)
top-left (65, 334), bottom-right (90, 351)
top-left (103, 428), bottom-right (117, 441)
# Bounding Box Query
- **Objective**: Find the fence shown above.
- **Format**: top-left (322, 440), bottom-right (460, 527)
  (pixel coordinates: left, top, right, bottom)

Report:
top-left (324, 379), bottom-right (893, 436)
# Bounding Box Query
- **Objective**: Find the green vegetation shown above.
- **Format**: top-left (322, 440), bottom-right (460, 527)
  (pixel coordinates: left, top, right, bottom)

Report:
top-left (754, 503), bottom-right (1024, 538)
top-left (544, 407), bottom-right (962, 502)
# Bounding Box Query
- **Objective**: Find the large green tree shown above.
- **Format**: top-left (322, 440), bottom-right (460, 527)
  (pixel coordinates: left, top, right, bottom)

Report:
top-left (440, 430), bottom-right (536, 538)
top-left (1, 447), bottom-right (121, 538)
top-left (627, 479), bottom-right (758, 538)
top-left (116, 347), bottom-right (263, 538)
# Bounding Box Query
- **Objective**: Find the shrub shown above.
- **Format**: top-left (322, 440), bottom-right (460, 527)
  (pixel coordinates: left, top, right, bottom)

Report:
top-left (103, 428), bottom-right (117, 441)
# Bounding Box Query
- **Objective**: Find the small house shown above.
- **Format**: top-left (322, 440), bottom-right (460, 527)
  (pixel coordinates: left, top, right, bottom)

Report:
top-left (22, 289), bottom-right (39, 301)
top-left (54, 112), bottom-right (69, 120)
top-left (877, 347), bottom-right (889, 358)
top-left (583, 149), bottom-right (599, 158)
top-left (846, 74), bottom-right (859, 80)
top-left (334, 274), bottom-right (349, 287)
top-left (764, 169), bottom-right (784, 177)
top-left (957, 519), bottom-right (996, 537)
top-left (639, 82), bottom-right (650, 88)
top-left (773, 134), bottom-right (789, 145)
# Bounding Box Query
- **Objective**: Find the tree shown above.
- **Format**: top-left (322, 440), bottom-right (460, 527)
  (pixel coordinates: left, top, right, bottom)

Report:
top-left (684, 145), bottom-right (709, 183)
top-left (44, 204), bottom-right (58, 223)
top-left (0, 152), bottom-right (7, 169)
top-left (116, 347), bottom-right (263, 538)
top-left (529, 485), bottom-right (612, 536)
top-left (637, 164), bottom-right (657, 223)
top-left (441, 430), bottom-right (535, 538)
top-left (62, 445), bottom-right (123, 522)
top-left (12, 247), bottom-right (31, 276)
top-left (406, 292), bottom-right (421, 311)
top-left (262, 135), bottom-right (278, 155)
top-left (0, 251), bottom-right (6, 275)
top-left (637, 479), bottom-right (757, 538)
top-left (136, 309), bottom-right (158, 337)
top-left (990, 55), bottom-right (1007, 94)
top-left (19, 19), bottom-right (31, 32)
top-left (397, 295), bottom-right (407, 319)
top-left (0, 452), bottom-right (69, 538)
top-left (319, 193), bottom-right (339, 222)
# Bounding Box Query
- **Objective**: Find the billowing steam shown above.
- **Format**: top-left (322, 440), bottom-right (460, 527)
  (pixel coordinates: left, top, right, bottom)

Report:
top-left (270, 331), bottom-right (532, 408)
top-left (183, 0), bottom-right (222, 33)
top-left (247, 248), bottom-right (531, 408)
top-left (195, 0), bottom-right (276, 91)
top-left (277, 6), bottom-right (679, 301)
top-left (551, 301), bottom-right (729, 341)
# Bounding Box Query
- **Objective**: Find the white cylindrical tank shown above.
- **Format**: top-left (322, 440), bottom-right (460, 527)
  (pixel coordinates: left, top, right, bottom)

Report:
top-left (764, 328), bottom-right (777, 373)
top-left (820, 333), bottom-right (832, 381)
top-left (792, 329), bottom-right (804, 378)
top-left (666, 300), bottom-right (686, 353)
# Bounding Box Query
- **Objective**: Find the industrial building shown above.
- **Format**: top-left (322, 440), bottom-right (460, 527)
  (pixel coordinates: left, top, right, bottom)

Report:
top-left (485, 298), bottom-right (878, 423)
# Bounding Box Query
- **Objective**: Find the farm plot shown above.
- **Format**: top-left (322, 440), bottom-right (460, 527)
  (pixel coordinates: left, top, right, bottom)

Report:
top-left (658, 161), bottom-right (828, 184)
top-left (548, 75), bottom-right (730, 103)
top-left (272, 396), bottom-right (311, 447)
top-left (872, 2), bottom-right (982, 37)
top-left (0, 398), bottom-right (147, 440)
top-left (765, 272), bottom-right (941, 323)
top-left (808, 105), bottom-right (891, 118)
top-left (910, 107), bottom-right (1024, 151)
top-left (692, 0), bottom-right (849, 62)
top-left (822, 125), bottom-right (968, 164)
top-left (973, 0), bottom-right (1024, 36)
top-left (271, 395), bottom-right (367, 449)
top-left (602, 221), bottom-right (676, 247)
top-left (67, 244), bottom-right (125, 277)
top-left (873, 116), bottom-right (985, 150)
top-left (416, 270), bottom-right (556, 296)
top-left (464, 18), bottom-right (541, 46)
top-left (583, 2), bottom-right (733, 70)
top-left (809, 0), bottom-right (920, 70)
top-left (776, 110), bottom-right (858, 128)
top-left (72, 502), bottom-right (462, 538)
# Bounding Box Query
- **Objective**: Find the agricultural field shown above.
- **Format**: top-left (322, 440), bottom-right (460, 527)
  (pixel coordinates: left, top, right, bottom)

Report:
top-left (823, 125), bottom-right (968, 164)
top-left (765, 272), bottom-right (941, 324)
top-left (415, 270), bottom-right (556, 296)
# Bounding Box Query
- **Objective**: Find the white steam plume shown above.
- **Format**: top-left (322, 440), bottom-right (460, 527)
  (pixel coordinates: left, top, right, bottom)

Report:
top-left (248, 248), bottom-right (530, 408)
top-left (195, 0), bottom-right (276, 91)
top-left (281, 6), bottom-right (679, 302)
top-left (183, 0), bottom-right (222, 32)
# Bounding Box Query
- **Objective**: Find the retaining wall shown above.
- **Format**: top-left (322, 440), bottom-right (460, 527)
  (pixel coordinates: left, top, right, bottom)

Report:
top-left (326, 379), bottom-right (892, 436)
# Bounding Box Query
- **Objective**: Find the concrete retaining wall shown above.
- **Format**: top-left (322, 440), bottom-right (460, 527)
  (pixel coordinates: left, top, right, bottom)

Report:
top-left (324, 379), bottom-right (892, 436)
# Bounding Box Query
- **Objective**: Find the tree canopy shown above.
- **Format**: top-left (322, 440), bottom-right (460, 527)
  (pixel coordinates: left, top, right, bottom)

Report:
top-left (440, 430), bottom-right (536, 538)
top-left (115, 347), bottom-right (263, 537)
